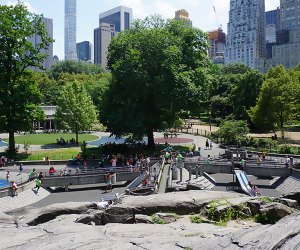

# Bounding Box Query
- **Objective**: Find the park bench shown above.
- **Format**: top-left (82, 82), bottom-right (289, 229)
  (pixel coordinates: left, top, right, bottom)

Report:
top-left (163, 132), bottom-right (178, 138)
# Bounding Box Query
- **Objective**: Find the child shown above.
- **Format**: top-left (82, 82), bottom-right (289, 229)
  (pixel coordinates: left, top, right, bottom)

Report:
top-left (11, 181), bottom-right (18, 196)
top-left (6, 170), bottom-right (10, 181)
top-left (32, 178), bottom-right (42, 193)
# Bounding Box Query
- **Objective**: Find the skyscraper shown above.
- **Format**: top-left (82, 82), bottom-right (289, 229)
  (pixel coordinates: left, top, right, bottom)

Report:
top-left (94, 6), bottom-right (132, 68)
top-left (174, 9), bottom-right (192, 26)
top-left (28, 17), bottom-right (53, 70)
top-left (65, 0), bottom-right (77, 60)
top-left (225, 0), bottom-right (265, 68)
top-left (99, 6), bottom-right (132, 32)
top-left (94, 23), bottom-right (118, 68)
top-left (77, 41), bottom-right (92, 62)
top-left (208, 28), bottom-right (226, 64)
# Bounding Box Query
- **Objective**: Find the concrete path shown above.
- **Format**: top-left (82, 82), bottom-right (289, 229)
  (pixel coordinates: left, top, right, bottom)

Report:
top-left (0, 187), bottom-right (50, 213)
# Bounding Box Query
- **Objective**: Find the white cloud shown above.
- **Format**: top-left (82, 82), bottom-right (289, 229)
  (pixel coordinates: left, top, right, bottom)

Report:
top-left (120, 0), bottom-right (151, 19)
top-left (6, 0), bottom-right (39, 13)
top-left (153, 0), bottom-right (178, 18)
top-left (265, 0), bottom-right (280, 11)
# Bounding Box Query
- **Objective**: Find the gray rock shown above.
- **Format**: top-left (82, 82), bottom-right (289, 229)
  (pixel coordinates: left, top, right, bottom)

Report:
top-left (247, 200), bottom-right (263, 214)
top-left (153, 212), bottom-right (178, 223)
top-left (135, 214), bottom-right (153, 224)
top-left (102, 206), bottom-right (135, 224)
top-left (20, 202), bottom-right (95, 226)
top-left (274, 197), bottom-right (300, 210)
top-left (259, 202), bottom-right (296, 220)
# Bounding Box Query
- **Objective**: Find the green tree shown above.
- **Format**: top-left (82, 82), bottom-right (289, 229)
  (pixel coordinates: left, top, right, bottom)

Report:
top-left (101, 16), bottom-right (210, 147)
top-left (249, 65), bottom-right (300, 136)
top-left (208, 63), bottom-right (263, 122)
top-left (0, 4), bottom-right (52, 158)
top-left (217, 120), bottom-right (249, 145)
top-left (49, 60), bottom-right (104, 80)
top-left (55, 82), bottom-right (99, 143)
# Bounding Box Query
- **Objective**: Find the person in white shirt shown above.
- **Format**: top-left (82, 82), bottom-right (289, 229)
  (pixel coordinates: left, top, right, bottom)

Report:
top-left (97, 200), bottom-right (112, 209)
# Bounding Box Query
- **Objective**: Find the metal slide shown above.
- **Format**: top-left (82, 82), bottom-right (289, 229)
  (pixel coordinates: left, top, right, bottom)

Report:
top-left (234, 170), bottom-right (254, 196)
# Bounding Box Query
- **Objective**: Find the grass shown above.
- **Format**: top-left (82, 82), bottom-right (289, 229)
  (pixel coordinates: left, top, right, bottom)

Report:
top-left (151, 215), bottom-right (167, 224)
top-left (15, 148), bottom-right (81, 161)
top-left (7, 133), bottom-right (98, 145)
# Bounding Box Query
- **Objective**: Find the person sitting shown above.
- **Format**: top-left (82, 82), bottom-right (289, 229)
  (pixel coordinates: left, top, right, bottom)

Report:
top-left (251, 183), bottom-right (261, 197)
top-left (49, 166), bottom-right (56, 175)
top-left (45, 156), bottom-right (50, 165)
top-left (11, 181), bottom-right (18, 196)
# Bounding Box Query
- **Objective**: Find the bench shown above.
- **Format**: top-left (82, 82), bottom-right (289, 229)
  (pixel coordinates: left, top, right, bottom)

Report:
top-left (163, 132), bottom-right (178, 139)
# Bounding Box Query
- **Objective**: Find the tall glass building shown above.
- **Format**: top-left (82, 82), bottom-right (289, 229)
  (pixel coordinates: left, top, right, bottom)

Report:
top-left (77, 41), bottom-right (92, 62)
top-left (65, 0), bottom-right (77, 60)
top-left (99, 6), bottom-right (132, 32)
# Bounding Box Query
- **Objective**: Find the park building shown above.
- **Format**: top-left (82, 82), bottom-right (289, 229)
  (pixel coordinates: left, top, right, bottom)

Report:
top-left (94, 6), bottom-right (132, 69)
top-left (225, 0), bottom-right (266, 68)
top-left (33, 106), bottom-right (57, 131)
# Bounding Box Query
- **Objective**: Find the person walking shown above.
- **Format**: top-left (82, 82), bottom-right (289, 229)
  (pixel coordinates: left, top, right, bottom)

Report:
top-left (18, 163), bottom-right (24, 175)
top-left (32, 178), bottom-right (42, 193)
top-left (105, 172), bottom-right (112, 193)
top-left (6, 170), bottom-right (10, 181)
top-left (205, 139), bottom-right (209, 150)
top-left (11, 181), bottom-right (18, 196)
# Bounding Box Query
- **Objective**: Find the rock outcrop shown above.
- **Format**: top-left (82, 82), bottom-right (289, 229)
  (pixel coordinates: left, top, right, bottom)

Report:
top-left (1, 191), bottom-right (300, 250)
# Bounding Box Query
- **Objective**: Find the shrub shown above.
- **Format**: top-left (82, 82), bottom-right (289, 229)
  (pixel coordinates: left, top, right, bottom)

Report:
top-left (190, 215), bottom-right (203, 224)
top-left (279, 145), bottom-right (293, 154)
top-left (151, 215), bottom-right (167, 224)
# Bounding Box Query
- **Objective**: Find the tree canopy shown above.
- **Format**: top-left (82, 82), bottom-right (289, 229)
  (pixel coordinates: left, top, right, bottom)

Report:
top-left (207, 63), bottom-right (264, 123)
top-left (101, 16), bottom-right (210, 146)
top-left (0, 4), bottom-right (53, 157)
top-left (55, 81), bottom-right (99, 143)
top-left (49, 60), bottom-right (104, 80)
top-left (249, 65), bottom-right (300, 136)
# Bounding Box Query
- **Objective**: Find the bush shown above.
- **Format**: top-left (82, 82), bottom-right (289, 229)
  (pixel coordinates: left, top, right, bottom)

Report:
top-left (217, 120), bottom-right (249, 145)
top-left (190, 215), bottom-right (203, 224)
top-left (279, 145), bottom-right (293, 154)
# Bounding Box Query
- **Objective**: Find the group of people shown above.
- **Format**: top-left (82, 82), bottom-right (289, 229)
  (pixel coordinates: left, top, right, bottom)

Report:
top-left (56, 137), bottom-right (76, 146)
top-left (205, 139), bottom-right (213, 150)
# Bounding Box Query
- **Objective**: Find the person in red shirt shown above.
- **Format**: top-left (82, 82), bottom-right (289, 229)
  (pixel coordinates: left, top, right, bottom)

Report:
top-left (11, 181), bottom-right (18, 196)
top-left (49, 166), bottom-right (56, 175)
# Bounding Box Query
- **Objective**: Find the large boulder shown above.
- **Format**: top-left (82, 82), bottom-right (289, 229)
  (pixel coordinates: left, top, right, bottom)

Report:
top-left (274, 197), bottom-right (300, 210)
top-left (135, 214), bottom-right (153, 224)
top-left (20, 202), bottom-right (96, 226)
top-left (102, 206), bottom-right (135, 224)
top-left (259, 202), bottom-right (296, 220)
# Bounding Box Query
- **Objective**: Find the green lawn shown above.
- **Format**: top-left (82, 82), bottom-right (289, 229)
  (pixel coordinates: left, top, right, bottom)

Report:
top-left (18, 148), bottom-right (81, 161)
top-left (8, 133), bottom-right (98, 145)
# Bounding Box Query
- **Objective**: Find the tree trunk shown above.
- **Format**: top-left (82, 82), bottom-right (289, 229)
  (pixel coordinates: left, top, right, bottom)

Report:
top-left (147, 128), bottom-right (155, 148)
top-left (280, 112), bottom-right (284, 138)
top-left (75, 122), bottom-right (79, 144)
top-left (8, 130), bottom-right (16, 160)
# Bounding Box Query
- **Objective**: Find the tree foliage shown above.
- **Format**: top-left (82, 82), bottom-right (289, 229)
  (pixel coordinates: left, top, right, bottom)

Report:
top-left (249, 65), bottom-right (300, 135)
top-left (217, 120), bottom-right (249, 145)
top-left (0, 4), bottom-right (52, 157)
top-left (101, 16), bottom-right (210, 146)
top-left (49, 60), bottom-right (104, 80)
top-left (208, 63), bottom-right (264, 122)
top-left (55, 82), bottom-right (99, 143)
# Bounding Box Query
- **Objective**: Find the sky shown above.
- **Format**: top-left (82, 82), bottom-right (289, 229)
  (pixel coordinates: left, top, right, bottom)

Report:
top-left (1, 0), bottom-right (280, 60)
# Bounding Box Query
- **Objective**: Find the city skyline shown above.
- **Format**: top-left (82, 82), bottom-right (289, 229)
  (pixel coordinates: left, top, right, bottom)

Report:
top-left (2, 0), bottom-right (280, 60)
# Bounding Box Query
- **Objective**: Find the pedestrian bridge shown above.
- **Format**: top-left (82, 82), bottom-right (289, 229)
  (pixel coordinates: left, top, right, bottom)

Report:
top-left (42, 171), bottom-right (140, 190)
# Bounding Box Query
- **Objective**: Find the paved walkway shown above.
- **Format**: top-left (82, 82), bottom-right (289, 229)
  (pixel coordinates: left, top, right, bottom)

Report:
top-left (0, 186), bottom-right (50, 213)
